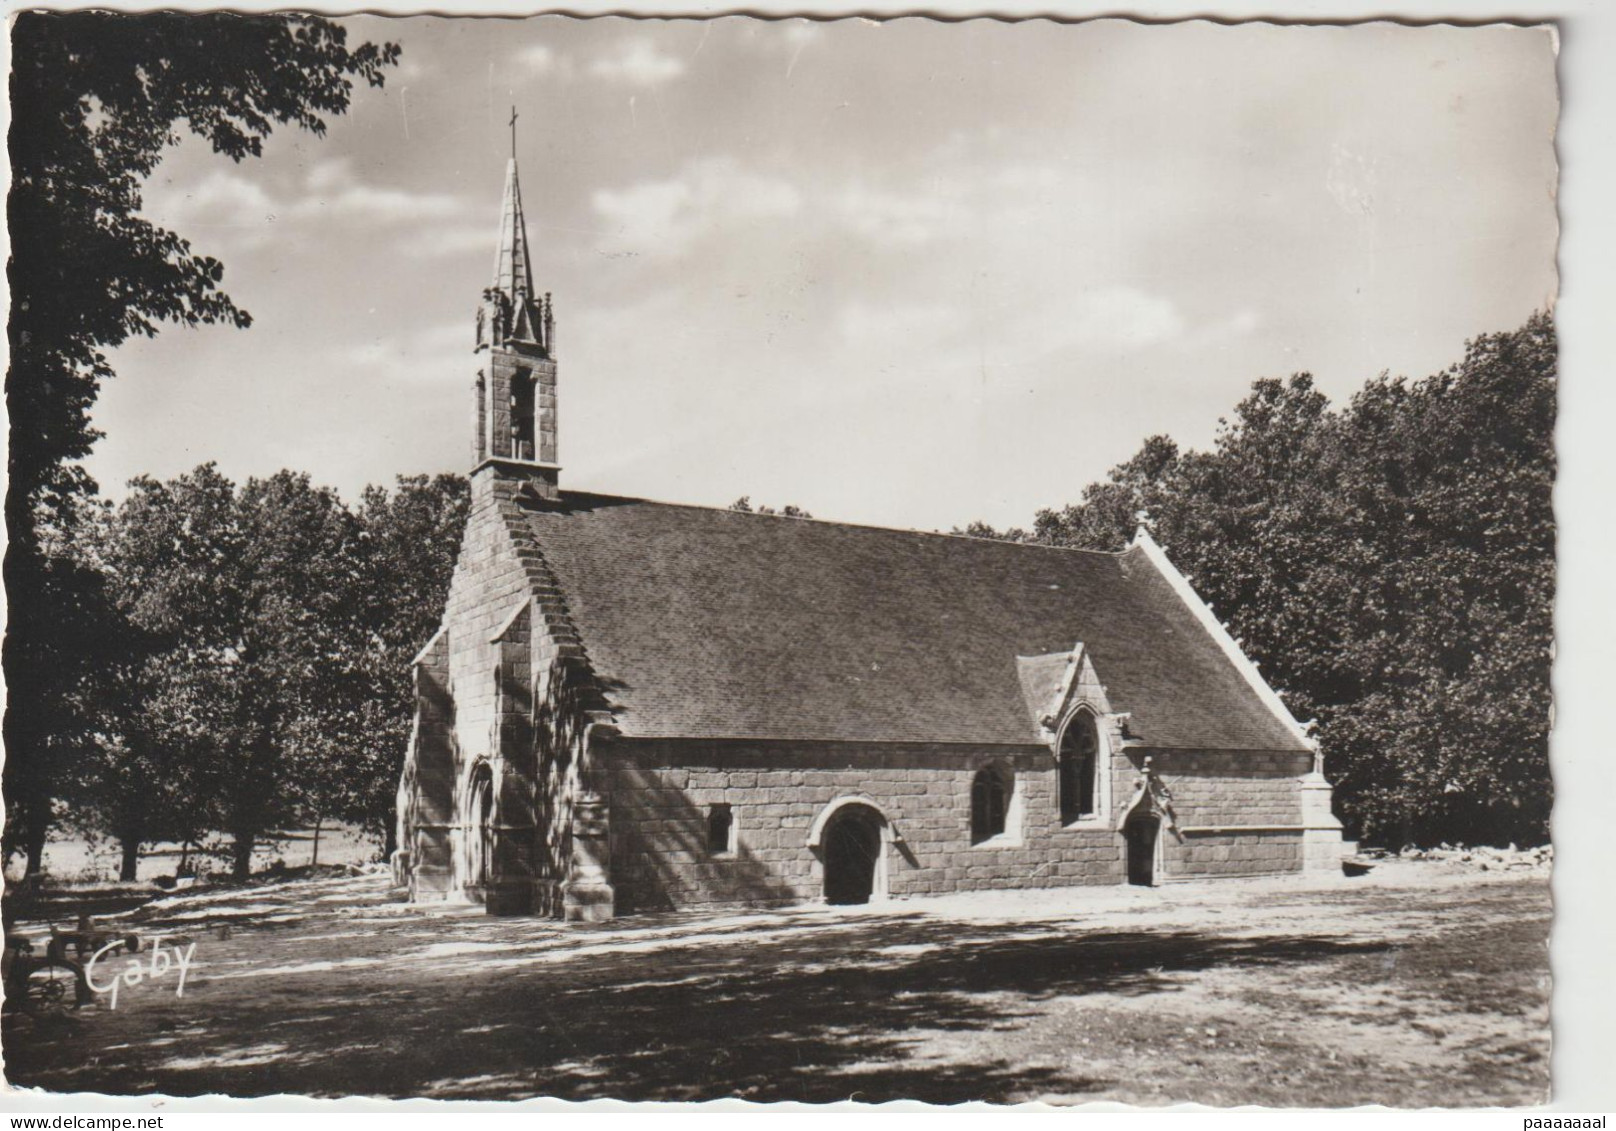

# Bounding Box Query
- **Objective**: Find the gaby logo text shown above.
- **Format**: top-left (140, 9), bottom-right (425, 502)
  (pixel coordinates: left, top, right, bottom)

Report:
top-left (85, 937), bottom-right (197, 1010)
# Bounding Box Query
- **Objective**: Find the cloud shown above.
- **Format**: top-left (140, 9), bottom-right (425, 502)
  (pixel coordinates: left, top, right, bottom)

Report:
top-left (830, 159), bottom-right (1081, 251)
top-left (395, 54), bottom-right (437, 84)
top-left (141, 169), bottom-right (278, 244)
top-left (777, 20), bottom-right (826, 49)
top-left (304, 159), bottom-right (350, 192)
top-left (142, 159), bottom-right (480, 260)
top-left (835, 180), bottom-right (966, 248)
top-left (292, 183), bottom-right (462, 224)
top-left (292, 159), bottom-right (464, 224)
top-left (588, 38), bottom-right (686, 86)
top-left (513, 42), bottom-right (580, 82)
top-left (401, 224), bottom-right (497, 260)
top-left (977, 287), bottom-right (1187, 366)
top-left (592, 158), bottom-right (801, 256)
top-left (838, 302), bottom-right (960, 352)
top-left (1183, 308), bottom-right (1261, 350)
top-left (516, 43), bottom-right (559, 74)
top-left (834, 286), bottom-right (1186, 373)
top-left (745, 19), bottom-right (826, 55)
top-left (1327, 141), bottom-right (1380, 220)
top-left (342, 322), bottom-right (471, 384)
top-left (1041, 286), bottom-right (1187, 353)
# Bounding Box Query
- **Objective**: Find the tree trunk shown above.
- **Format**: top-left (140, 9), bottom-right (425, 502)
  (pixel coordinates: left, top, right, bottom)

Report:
top-left (231, 831), bottom-right (255, 880)
top-left (25, 832), bottom-right (45, 878)
top-left (310, 814), bottom-right (322, 868)
top-left (178, 838), bottom-right (192, 875)
top-left (23, 811), bottom-right (48, 877)
top-left (119, 836), bottom-right (141, 883)
top-left (383, 817), bottom-right (397, 860)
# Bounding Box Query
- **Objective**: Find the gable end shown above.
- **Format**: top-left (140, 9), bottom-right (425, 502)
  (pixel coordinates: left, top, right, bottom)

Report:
top-left (1127, 527), bottom-right (1315, 751)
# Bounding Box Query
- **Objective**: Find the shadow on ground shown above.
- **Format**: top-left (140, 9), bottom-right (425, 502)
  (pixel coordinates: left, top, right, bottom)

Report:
top-left (3, 883), bottom-right (1394, 1103)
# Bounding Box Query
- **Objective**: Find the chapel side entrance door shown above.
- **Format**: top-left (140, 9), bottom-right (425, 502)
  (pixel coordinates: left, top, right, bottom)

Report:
top-left (1125, 811), bottom-right (1160, 887)
top-left (823, 808), bottom-right (882, 905)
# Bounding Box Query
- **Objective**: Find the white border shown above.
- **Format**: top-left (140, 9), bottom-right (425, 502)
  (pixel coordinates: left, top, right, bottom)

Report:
top-left (3, 0), bottom-right (1611, 1118)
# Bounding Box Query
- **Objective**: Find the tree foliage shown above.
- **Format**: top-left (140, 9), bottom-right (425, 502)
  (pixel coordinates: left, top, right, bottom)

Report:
top-left (7, 11), bottom-right (397, 523)
top-left (966, 315), bottom-right (1555, 847)
top-left (1, 491), bottom-right (122, 872)
top-left (4, 12), bottom-right (398, 871)
top-left (729, 496), bottom-right (812, 518)
top-left (339, 475), bottom-right (469, 849)
top-left (83, 468), bottom-right (466, 878)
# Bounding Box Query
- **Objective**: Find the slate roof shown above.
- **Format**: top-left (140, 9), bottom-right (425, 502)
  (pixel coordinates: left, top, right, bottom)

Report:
top-left (516, 491), bottom-right (1310, 752)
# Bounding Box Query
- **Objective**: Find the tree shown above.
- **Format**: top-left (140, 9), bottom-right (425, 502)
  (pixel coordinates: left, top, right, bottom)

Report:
top-left (219, 471), bottom-right (365, 877)
top-left (5, 12), bottom-right (399, 871)
top-left (949, 520), bottom-right (1030, 542)
top-left (729, 496), bottom-right (813, 518)
top-left (1, 491), bottom-right (121, 873)
top-left (8, 12), bottom-right (398, 520)
top-left (336, 475), bottom-right (469, 854)
top-left (956, 314), bottom-right (1556, 848)
top-left (1024, 434), bottom-right (1182, 552)
top-left (92, 465), bottom-right (248, 878)
top-left (93, 466), bottom-right (369, 879)
top-left (87, 469), bottom-right (467, 879)
top-left (1318, 315), bottom-right (1555, 845)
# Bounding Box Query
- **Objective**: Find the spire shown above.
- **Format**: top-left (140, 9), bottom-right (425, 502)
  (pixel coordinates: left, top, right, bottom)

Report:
top-left (477, 107), bottom-right (553, 357)
top-left (491, 156), bottom-right (535, 300)
top-left (471, 110), bottom-right (560, 492)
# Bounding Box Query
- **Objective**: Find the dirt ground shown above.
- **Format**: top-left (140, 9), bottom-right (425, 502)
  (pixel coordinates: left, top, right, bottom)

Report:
top-left (0, 860), bottom-right (1549, 1107)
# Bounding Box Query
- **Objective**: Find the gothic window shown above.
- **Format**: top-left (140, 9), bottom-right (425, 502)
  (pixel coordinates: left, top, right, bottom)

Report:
top-left (510, 368), bottom-right (536, 461)
top-left (1059, 712), bottom-right (1101, 824)
top-left (706, 804), bottom-right (735, 854)
top-left (970, 764), bottom-right (1013, 845)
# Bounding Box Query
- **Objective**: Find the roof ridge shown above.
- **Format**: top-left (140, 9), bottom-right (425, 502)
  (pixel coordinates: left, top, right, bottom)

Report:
top-left (556, 489), bottom-right (1131, 560)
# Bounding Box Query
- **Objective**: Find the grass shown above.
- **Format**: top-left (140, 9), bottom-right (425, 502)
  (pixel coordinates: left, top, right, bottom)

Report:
top-left (4, 825), bottom-right (379, 888)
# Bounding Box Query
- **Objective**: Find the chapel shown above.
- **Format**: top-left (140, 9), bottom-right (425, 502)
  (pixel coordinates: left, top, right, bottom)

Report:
top-left (391, 154), bottom-right (1346, 920)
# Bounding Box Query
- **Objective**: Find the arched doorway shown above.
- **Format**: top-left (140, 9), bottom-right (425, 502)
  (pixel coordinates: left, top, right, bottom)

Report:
top-left (821, 804), bottom-right (885, 905)
top-left (1124, 809), bottom-right (1160, 887)
top-left (465, 762), bottom-right (495, 902)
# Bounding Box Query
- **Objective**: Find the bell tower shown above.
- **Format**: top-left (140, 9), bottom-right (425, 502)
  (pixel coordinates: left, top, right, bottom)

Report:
top-left (473, 108), bottom-right (558, 499)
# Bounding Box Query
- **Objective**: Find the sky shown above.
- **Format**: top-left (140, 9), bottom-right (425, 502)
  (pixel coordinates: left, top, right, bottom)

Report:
top-left (87, 16), bottom-right (1560, 532)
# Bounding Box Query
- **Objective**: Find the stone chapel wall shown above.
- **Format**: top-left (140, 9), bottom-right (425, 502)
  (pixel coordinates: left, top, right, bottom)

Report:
top-left (603, 741), bottom-right (1314, 912)
top-left (424, 475), bottom-right (553, 907)
top-left (602, 739), bottom-right (1134, 912)
top-left (1147, 749), bottom-right (1315, 880)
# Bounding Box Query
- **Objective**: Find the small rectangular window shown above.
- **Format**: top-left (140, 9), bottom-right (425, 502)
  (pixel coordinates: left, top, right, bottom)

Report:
top-left (706, 804), bottom-right (735, 854)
